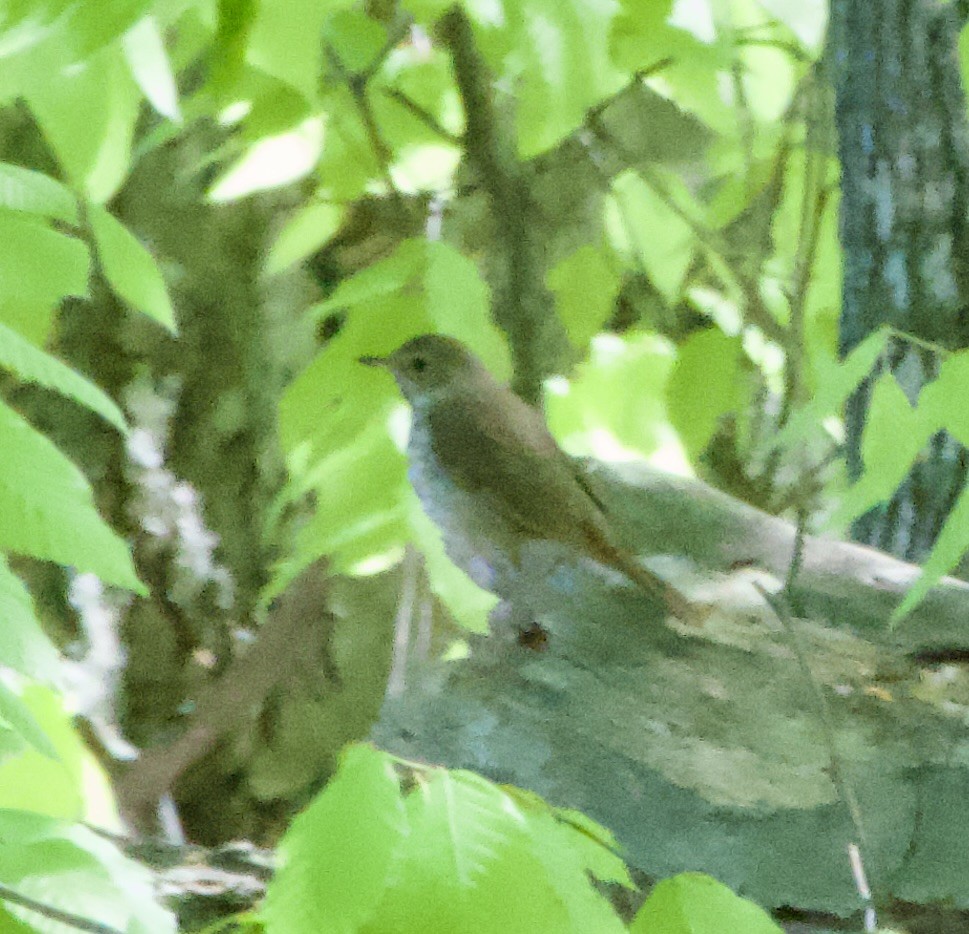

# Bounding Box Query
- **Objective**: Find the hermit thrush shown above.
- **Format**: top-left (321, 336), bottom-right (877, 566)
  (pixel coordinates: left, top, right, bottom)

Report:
top-left (361, 334), bottom-right (698, 622)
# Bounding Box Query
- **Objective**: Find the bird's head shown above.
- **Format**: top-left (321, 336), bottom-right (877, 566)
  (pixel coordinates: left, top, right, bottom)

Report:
top-left (360, 334), bottom-right (484, 406)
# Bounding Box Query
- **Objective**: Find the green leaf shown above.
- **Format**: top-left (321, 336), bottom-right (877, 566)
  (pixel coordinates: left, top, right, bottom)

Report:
top-left (421, 242), bottom-right (508, 373)
top-left (0, 683), bottom-right (58, 760)
top-left (247, 0), bottom-right (345, 102)
top-left (0, 212), bottom-right (89, 305)
top-left (770, 328), bottom-right (889, 452)
top-left (419, 770), bottom-right (524, 886)
top-left (284, 239), bottom-right (507, 457)
top-left (631, 872), bottom-right (782, 933)
top-left (468, 0), bottom-right (626, 158)
top-left (893, 480), bottom-right (969, 623)
top-left (263, 744), bottom-right (407, 934)
top-left (0, 902), bottom-right (33, 931)
top-left (0, 727), bottom-right (25, 773)
top-left (312, 239), bottom-right (425, 314)
top-left (0, 686), bottom-right (84, 819)
top-left (0, 0), bottom-right (154, 95)
top-left (0, 3), bottom-right (72, 61)
top-left (667, 329), bottom-right (745, 459)
top-left (368, 769), bottom-right (580, 932)
top-left (52, 0), bottom-right (156, 64)
top-left (379, 45), bottom-right (464, 143)
top-left (737, 37), bottom-right (796, 124)
top-left (606, 171), bottom-right (695, 304)
top-left (0, 320), bottom-right (127, 433)
top-left (546, 333), bottom-right (678, 465)
top-left (527, 816), bottom-right (628, 932)
top-left (0, 558), bottom-right (59, 681)
top-left (0, 211), bottom-right (90, 345)
top-left (208, 0), bottom-right (259, 101)
top-left (0, 163), bottom-right (78, 224)
top-left (918, 349), bottom-right (969, 446)
top-left (281, 292), bottom-right (422, 459)
top-left (832, 372), bottom-right (936, 527)
top-left (27, 46), bottom-right (140, 203)
top-left (294, 422), bottom-right (410, 575)
top-left (400, 0), bottom-right (453, 24)
top-left (0, 400), bottom-right (144, 593)
top-left (390, 141), bottom-right (462, 194)
top-left (122, 15), bottom-right (181, 122)
top-left (0, 809), bottom-right (175, 932)
top-left (370, 45), bottom-right (464, 191)
top-left (551, 806), bottom-right (625, 858)
top-left (547, 245), bottom-right (620, 351)
top-left (758, 0), bottom-right (828, 51)
top-left (88, 204), bottom-right (176, 332)
top-left (323, 10), bottom-right (388, 74)
top-left (207, 116), bottom-right (325, 202)
top-left (609, 0), bottom-right (729, 133)
top-left (610, 0), bottom-right (685, 70)
top-left (317, 239), bottom-right (502, 354)
top-left (264, 201), bottom-right (344, 277)
top-left (315, 87), bottom-right (382, 200)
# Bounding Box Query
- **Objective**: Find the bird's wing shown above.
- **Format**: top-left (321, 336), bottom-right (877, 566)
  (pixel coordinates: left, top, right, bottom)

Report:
top-left (426, 388), bottom-right (704, 622)
top-left (426, 390), bottom-right (604, 545)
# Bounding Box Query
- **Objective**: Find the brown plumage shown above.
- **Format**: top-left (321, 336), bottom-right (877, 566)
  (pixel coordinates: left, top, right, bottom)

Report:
top-left (361, 334), bottom-right (698, 622)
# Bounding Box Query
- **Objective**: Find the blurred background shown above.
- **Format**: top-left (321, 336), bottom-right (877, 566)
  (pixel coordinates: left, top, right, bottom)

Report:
top-left (2, 0), bottom-right (969, 930)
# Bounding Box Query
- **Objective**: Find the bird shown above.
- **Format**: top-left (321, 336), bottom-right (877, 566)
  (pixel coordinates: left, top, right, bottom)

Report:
top-left (360, 334), bottom-right (700, 624)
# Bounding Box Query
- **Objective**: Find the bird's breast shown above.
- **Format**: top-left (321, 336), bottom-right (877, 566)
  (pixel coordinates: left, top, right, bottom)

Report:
top-left (407, 422), bottom-right (514, 593)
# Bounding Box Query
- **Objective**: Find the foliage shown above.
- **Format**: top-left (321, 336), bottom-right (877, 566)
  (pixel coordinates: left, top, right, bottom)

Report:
top-left (266, 0), bottom-right (846, 622)
top-left (0, 0), bottom-right (961, 929)
top-left (263, 744), bottom-right (780, 934)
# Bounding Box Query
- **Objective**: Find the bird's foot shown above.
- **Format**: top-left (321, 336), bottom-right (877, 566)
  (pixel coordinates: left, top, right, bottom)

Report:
top-left (488, 598), bottom-right (548, 649)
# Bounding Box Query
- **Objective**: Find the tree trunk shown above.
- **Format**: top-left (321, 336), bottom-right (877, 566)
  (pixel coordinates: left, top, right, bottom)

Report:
top-left (830, 0), bottom-right (969, 560)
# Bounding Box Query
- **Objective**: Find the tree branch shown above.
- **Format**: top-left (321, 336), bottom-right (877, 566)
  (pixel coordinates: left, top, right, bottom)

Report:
top-left (325, 42), bottom-right (405, 216)
top-left (382, 86), bottom-right (461, 144)
top-left (117, 561), bottom-right (335, 830)
top-left (438, 5), bottom-right (563, 404)
top-left (0, 883), bottom-right (123, 934)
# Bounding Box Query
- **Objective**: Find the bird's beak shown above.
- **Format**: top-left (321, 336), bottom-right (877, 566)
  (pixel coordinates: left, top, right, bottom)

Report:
top-left (359, 354), bottom-right (390, 368)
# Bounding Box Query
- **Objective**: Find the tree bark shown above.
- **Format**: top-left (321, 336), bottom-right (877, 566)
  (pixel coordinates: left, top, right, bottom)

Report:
top-left (375, 460), bottom-right (969, 916)
top-left (830, 0), bottom-right (969, 559)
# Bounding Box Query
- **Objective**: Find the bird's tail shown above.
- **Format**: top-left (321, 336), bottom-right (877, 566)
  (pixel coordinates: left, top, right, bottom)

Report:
top-left (606, 548), bottom-right (708, 625)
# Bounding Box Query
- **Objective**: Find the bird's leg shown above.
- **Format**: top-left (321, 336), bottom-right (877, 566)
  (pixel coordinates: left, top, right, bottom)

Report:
top-left (486, 542), bottom-right (555, 647)
top-left (487, 598), bottom-right (546, 647)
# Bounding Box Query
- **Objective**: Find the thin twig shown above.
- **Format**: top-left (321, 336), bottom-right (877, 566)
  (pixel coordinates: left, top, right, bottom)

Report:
top-left (360, 18), bottom-right (413, 85)
top-left (576, 123), bottom-right (652, 285)
top-left (84, 823), bottom-right (275, 879)
top-left (387, 544), bottom-right (420, 698)
top-left (758, 75), bottom-right (833, 494)
top-left (590, 99), bottom-right (789, 349)
top-left (382, 86), bottom-right (461, 144)
top-left (753, 507), bottom-right (879, 927)
top-left (754, 582), bottom-right (869, 847)
top-left (735, 36), bottom-right (813, 62)
top-left (589, 110), bottom-right (792, 349)
top-left (0, 883), bottom-right (123, 934)
top-left (638, 160), bottom-right (791, 348)
top-left (324, 42), bottom-right (405, 215)
top-left (415, 581), bottom-right (433, 660)
top-left (584, 59), bottom-right (676, 123)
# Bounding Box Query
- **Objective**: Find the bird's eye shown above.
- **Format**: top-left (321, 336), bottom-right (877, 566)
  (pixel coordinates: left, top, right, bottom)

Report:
top-left (412, 356), bottom-right (427, 373)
